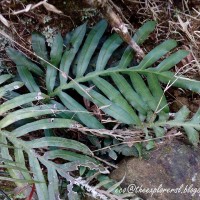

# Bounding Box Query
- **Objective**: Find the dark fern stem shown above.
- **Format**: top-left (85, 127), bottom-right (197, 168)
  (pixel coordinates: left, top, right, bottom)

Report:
top-left (0, 189), bottom-right (11, 200)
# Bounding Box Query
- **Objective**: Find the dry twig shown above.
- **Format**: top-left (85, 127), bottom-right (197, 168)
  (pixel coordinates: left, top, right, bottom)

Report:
top-left (85, 0), bottom-right (145, 58)
top-left (12, 0), bottom-right (62, 15)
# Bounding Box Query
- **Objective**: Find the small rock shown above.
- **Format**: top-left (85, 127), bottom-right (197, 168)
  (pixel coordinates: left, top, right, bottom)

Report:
top-left (111, 140), bottom-right (200, 200)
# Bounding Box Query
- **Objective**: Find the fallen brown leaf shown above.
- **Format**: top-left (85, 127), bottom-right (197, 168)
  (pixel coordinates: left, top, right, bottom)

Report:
top-left (0, 14), bottom-right (10, 27)
top-left (43, 2), bottom-right (62, 14)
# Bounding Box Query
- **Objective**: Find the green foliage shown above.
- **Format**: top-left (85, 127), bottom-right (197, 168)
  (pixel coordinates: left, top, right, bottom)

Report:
top-left (0, 20), bottom-right (199, 199)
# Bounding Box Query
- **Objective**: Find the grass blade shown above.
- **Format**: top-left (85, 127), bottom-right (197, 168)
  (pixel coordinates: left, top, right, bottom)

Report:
top-left (0, 135), bottom-right (24, 187)
top-left (60, 23), bottom-right (87, 84)
top-left (44, 150), bottom-right (98, 163)
top-left (191, 108), bottom-right (200, 128)
top-left (58, 91), bottom-right (104, 129)
top-left (96, 33), bottom-right (123, 71)
top-left (0, 104), bottom-right (57, 128)
top-left (50, 100), bottom-right (79, 120)
top-left (0, 81), bottom-right (24, 97)
top-left (46, 33), bottom-right (63, 93)
top-left (47, 166), bottom-right (59, 200)
top-left (32, 32), bottom-right (49, 67)
top-left (12, 118), bottom-right (78, 137)
top-left (111, 73), bottom-right (147, 114)
top-left (0, 74), bottom-right (12, 85)
top-left (92, 77), bottom-right (141, 125)
top-left (74, 84), bottom-right (136, 124)
top-left (174, 106), bottom-right (190, 122)
top-left (147, 74), bottom-right (169, 112)
top-left (29, 154), bottom-right (48, 200)
top-left (76, 20), bottom-right (107, 77)
top-left (156, 50), bottom-right (189, 72)
top-left (184, 127), bottom-right (199, 146)
top-left (137, 39), bottom-right (177, 69)
top-left (129, 72), bottom-right (156, 111)
top-left (16, 65), bottom-right (40, 92)
top-left (119, 21), bottom-right (156, 68)
top-left (27, 137), bottom-right (93, 156)
top-left (50, 33), bottom-right (63, 65)
top-left (0, 176), bottom-right (35, 183)
top-left (133, 21), bottom-right (156, 44)
top-left (14, 148), bottom-right (32, 180)
top-left (6, 47), bottom-right (44, 76)
top-left (0, 92), bottom-right (48, 115)
top-left (158, 71), bottom-right (200, 93)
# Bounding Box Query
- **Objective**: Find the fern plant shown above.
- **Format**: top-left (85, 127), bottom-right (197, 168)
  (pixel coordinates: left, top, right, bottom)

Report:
top-left (0, 20), bottom-right (199, 199)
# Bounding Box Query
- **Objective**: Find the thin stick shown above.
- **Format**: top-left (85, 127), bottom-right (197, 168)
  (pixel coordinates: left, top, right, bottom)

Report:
top-left (93, 155), bottom-right (118, 169)
top-left (85, 0), bottom-right (145, 58)
top-left (0, 30), bottom-right (92, 99)
top-left (93, 131), bottom-right (182, 152)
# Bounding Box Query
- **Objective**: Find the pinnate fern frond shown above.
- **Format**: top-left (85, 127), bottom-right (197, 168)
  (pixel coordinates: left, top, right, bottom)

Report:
top-left (0, 20), bottom-right (199, 199)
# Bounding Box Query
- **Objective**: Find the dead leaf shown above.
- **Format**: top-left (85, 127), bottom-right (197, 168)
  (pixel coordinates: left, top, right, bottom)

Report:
top-left (13, 4), bottom-right (33, 15)
top-left (24, 4), bottom-right (33, 12)
top-left (43, 2), bottom-right (62, 14)
top-left (0, 14), bottom-right (10, 27)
